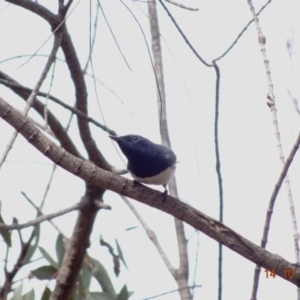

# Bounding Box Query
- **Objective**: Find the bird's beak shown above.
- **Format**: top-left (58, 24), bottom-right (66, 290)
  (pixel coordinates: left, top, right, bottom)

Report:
top-left (109, 135), bottom-right (121, 142)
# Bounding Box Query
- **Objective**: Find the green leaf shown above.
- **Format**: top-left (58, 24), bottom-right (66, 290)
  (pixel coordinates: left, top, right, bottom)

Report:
top-left (10, 282), bottom-right (23, 300)
top-left (0, 201), bottom-right (12, 247)
top-left (124, 227), bottom-right (137, 232)
top-left (79, 262), bottom-right (92, 292)
top-left (31, 265), bottom-right (57, 280)
top-left (24, 225), bottom-right (40, 264)
top-left (39, 247), bottom-right (59, 269)
top-left (117, 285), bottom-right (129, 300)
top-left (41, 287), bottom-right (51, 300)
top-left (115, 239), bottom-right (127, 270)
top-left (23, 288), bottom-right (35, 300)
top-left (87, 257), bottom-right (116, 297)
top-left (55, 233), bottom-right (65, 266)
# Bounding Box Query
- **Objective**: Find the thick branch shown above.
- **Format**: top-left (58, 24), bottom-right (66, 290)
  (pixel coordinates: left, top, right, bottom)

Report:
top-left (1, 97), bottom-right (300, 287)
top-left (6, 0), bottom-right (112, 170)
top-left (148, 1), bottom-right (190, 298)
top-left (60, 25), bottom-right (112, 170)
top-left (0, 70), bottom-right (82, 158)
top-left (0, 78), bottom-right (116, 135)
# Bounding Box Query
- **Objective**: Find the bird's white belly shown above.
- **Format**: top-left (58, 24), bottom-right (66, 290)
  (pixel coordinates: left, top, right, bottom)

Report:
top-left (130, 165), bottom-right (176, 185)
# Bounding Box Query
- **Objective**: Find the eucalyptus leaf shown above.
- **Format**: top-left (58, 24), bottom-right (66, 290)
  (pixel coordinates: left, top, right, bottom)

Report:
top-left (31, 265), bottom-right (57, 280)
top-left (39, 247), bottom-right (59, 269)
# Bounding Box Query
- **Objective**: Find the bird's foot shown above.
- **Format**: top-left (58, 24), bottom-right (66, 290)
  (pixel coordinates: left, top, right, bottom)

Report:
top-left (162, 184), bottom-right (168, 202)
top-left (132, 180), bottom-right (140, 189)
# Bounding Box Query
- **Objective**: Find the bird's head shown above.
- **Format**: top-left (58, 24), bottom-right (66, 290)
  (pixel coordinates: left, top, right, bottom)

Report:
top-left (109, 135), bottom-right (152, 159)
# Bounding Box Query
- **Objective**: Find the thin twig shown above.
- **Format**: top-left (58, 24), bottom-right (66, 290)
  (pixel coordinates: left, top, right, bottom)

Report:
top-left (97, 0), bottom-right (131, 70)
top-left (164, 0), bottom-right (199, 11)
top-left (44, 57), bottom-right (57, 127)
top-left (212, 61), bottom-right (223, 300)
top-left (0, 212), bottom-right (42, 299)
top-left (40, 164), bottom-right (57, 210)
top-left (214, 0), bottom-right (271, 61)
top-left (120, 0), bottom-right (164, 124)
top-left (143, 284), bottom-right (202, 300)
top-left (252, 132), bottom-right (300, 299)
top-left (191, 231), bottom-right (200, 299)
top-left (0, 78), bottom-right (116, 135)
top-left (158, 0), bottom-right (211, 67)
top-left (0, 33), bottom-right (62, 169)
top-left (0, 200), bottom-right (80, 231)
top-left (121, 196), bottom-right (176, 276)
top-left (83, 1), bottom-right (100, 73)
top-left (247, 1), bottom-right (300, 299)
top-left (21, 191), bottom-right (69, 240)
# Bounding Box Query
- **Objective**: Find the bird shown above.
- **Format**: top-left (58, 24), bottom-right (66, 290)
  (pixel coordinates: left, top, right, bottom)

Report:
top-left (109, 134), bottom-right (176, 194)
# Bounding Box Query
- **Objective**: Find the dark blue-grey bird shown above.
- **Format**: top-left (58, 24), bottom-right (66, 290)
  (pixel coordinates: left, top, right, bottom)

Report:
top-left (109, 135), bottom-right (176, 193)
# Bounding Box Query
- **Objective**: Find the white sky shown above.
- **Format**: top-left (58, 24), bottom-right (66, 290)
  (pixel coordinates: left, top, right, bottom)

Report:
top-left (0, 0), bottom-right (300, 299)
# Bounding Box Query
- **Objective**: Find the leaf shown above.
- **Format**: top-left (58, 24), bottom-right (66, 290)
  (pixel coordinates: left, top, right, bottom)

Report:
top-left (79, 262), bottom-right (92, 292)
top-left (31, 265), bottom-right (57, 280)
top-left (87, 257), bottom-right (116, 297)
top-left (23, 288), bottom-right (35, 300)
top-left (0, 201), bottom-right (12, 247)
top-left (39, 247), bottom-right (59, 269)
top-left (10, 282), bottom-right (23, 300)
top-left (24, 225), bottom-right (40, 264)
top-left (41, 287), bottom-right (51, 300)
top-left (115, 239), bottom-right (127, 270)
top-left (124, 227), bottom-right (137, 232)
top-left (117, 285), bottom-right (129, 300)
top-left (55, 233), bottom-right (65, 266)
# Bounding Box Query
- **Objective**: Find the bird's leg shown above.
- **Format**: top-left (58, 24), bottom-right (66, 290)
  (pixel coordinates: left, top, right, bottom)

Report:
top-left (162, 184), bottom-right (168, 201)
top-left (132, 180), bottom-right (140, 189)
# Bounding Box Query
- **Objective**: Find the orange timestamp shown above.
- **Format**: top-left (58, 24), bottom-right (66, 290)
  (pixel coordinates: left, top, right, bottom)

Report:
top-left (265, 268), bottom-right (295, 279)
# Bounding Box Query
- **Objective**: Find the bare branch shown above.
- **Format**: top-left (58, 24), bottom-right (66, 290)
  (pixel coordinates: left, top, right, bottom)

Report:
top-left (0, 202), bottom-right (80, 231)
top-left (0, 70), bottom-right (82, 157)
top-left (158, 0), bottom-right (211, 67)
top-left (0, 215), bottom-right (40, 299)
top-left (60, 24), bottom-right (113, 170)
top-left (252, 132), bottom-right (300, 297)
top-left (6, 0), bottom-right (58, 24)
top-left (83, 1), bottom-right (100, 73)
top-left (97, 0), bottom-right (132, 70)
top-left (0, 98), bottom-right (300, 286)
top-left (0, 78), bottom-right (117, 135)
top-left (147, 1), bottom-right (190, 298)
top-left (247, 1), bottom-right (300, 298)
top-left (0, 32), bottom-right (62, 169)
top-left (214, 0), bottom-right (271, 61)
top-left (121, 196), bottom-right (176, 276)
top-left (144, 284), bottom-right (202, 300)
top-left (1, 96), bottom-right (300, 287)
top-left (7, 0), bottom-right (113, 171)
top-left (211, 61), bottom-right (224, 300)
top-left (164, 0), bottom-right (199, 11)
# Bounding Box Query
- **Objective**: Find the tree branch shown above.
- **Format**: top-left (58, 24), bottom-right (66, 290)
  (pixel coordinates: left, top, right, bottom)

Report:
top-left (1, 96), bottom-right (300, 287)
top-left (0, 203), bottom-right (80, 231)
top-left (121, 196), bottom-right (176, 276)
top-left (0, 32), bottom-right (62, 169)
top-left (0, 69), bottom-right (82, 158)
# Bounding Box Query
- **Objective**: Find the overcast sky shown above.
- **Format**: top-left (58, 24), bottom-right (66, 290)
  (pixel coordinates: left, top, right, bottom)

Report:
top-left (0, 0), bottom-right (300, 299)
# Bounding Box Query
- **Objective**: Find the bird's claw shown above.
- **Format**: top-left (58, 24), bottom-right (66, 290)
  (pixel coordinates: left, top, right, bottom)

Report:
top-left (162, 184), bottom-right (168, 202)
top-left (132, 180), bottom-right (140, 189)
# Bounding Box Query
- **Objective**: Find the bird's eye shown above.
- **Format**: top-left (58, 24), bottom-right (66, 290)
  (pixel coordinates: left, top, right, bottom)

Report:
top-left (131, 136), bottom-right (138, 141)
